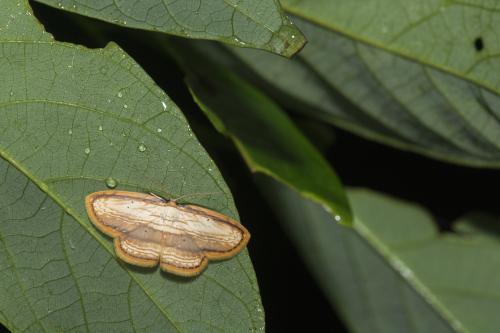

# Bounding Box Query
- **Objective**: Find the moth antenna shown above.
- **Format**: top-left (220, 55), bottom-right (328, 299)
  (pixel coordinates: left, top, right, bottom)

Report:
top-left (149, 192), bottom-right (169, 202)
top-left (171, 192), bottom-right (220, 203)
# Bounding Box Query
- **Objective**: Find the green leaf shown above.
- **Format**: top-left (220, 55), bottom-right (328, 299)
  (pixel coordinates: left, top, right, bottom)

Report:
top-left (34, 0), bottom-right (306, 58)
top-left (167, 41), bottom-right (351, 224)
top-left (225, 9), bottom-right (500, 167)
top-left (0, 1), bottom-right (264, 332)
top-left (282, 0), bottom-right (499, 91)
top-left (258, 177), bottom-right (500, 333)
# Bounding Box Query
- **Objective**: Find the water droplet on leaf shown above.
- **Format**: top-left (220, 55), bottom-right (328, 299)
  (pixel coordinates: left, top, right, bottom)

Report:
top-left (138, 144), bottom-right (147, 152)
top-left (105, 177), bottom-right (118, 189)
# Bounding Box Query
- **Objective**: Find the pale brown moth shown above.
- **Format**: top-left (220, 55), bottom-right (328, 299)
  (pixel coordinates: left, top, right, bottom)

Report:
top-left (85, 190), bottom-right (250, 277)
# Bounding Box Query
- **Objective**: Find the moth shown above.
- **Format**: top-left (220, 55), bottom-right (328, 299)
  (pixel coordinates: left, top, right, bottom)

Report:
top-left (85, 190), bottom-right (250, 276)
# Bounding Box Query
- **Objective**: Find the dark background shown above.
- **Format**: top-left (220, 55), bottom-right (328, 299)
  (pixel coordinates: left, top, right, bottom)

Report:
top-left (2, 2), bottom-right (500, 332)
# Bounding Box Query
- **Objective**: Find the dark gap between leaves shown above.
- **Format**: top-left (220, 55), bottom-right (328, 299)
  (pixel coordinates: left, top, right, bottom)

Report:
top-left (318, 119), bottom-right (500, 233)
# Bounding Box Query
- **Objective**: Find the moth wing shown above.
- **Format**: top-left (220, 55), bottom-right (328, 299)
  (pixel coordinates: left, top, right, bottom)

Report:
top-left (182, 205), bottom-right (250, 260)
top-left (86, 191), bottom-right (251, 276)
top-left (160, 234), bottom-right (208, 276)
top-left (115, 226), bottom-right (163, 267)
top-left (86, 191), bottom-right (161, 237)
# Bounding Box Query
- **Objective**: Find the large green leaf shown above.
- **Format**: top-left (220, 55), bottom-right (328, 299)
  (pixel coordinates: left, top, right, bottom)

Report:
top-left (34, 0), bottom-right (306, 57)
top-left (258, 177), bottom-right (500, 333)
top-left (166, 41), bottom-right (351, 223)
top-left (0, 1), bottom-right (264, 332)
top-left (223, 5), bottom-right (500, 167)
top-left (282, 0), bottom-right (499, 91)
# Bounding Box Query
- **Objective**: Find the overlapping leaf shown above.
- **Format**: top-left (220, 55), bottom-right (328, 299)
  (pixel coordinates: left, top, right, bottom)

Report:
top-left (165, 40), bottom-right (351, 223)
top-left (35, 0), bottom-right (306, 57)
top-left (222, 2), bottom-right (500, 167)
top-left (0, 1), bottom-right (264, 332)
top-left (282, 0), bottom-right (500, 90)
top-left (258, 178), bottom-right (500, 333)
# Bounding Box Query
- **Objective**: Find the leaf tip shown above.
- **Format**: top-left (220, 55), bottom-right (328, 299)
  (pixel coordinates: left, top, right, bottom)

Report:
top-left (274, 23), bottom-right (307, 58)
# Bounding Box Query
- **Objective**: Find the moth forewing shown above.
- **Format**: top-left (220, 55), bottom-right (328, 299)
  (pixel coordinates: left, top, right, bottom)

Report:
top-left (85, 190), bottom-right (250, 276)
top-left (182, 204), bottom-right (251, 260)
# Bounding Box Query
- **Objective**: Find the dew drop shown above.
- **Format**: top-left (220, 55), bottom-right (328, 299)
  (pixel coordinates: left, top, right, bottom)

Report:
top-left (233, 37), bottom-right (247, 46)
top-left (123, 104), bottom-right (128, 109)
top-left (98, 125), bottom-right (103, 131)
top-left (157, 128), bottom-right (162, 133)
top-left (138, 144), bottom-right (147, 152)
top-left (9, 90), bottom-right (14, 96)
top-left (161, 101), bottom-right (168, 110)
top-left (117, 91), bottom-right (123, 98)
top-left (84, 147), bottom-right (91, 154)
top-left (105, 177), bottom-right (118, 189)
top-left (334, 215), bottom-right (342, 222)
top-left (69, 239), bottom-right (75, 249)
top-left (68, 129), bottom-right (73, 135)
